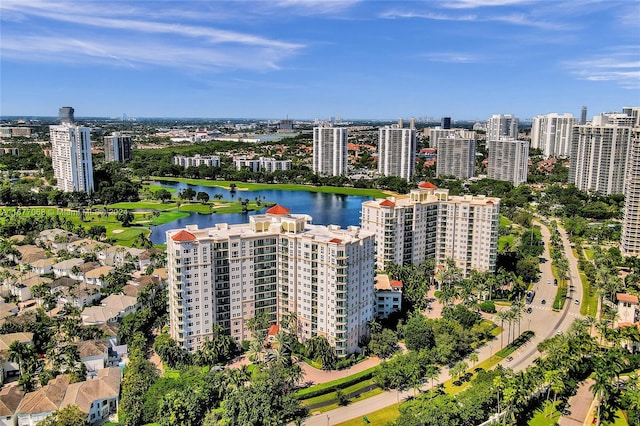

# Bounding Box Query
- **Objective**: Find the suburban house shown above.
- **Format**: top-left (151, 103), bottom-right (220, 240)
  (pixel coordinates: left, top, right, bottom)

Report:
top-left (57, 284), bottom-right (101, 309)
top-left (30, 258), bottom-right (56, 275)
top-left (0, 386), bottom-right (24, 426)
top-left (15, 367), bottom-right (121, 426)
top-left (84, 266), bottom-right (114, 287)
top-left (13, 245), bottom-right (46, 265)
top-left (36, 229), bottom-right (78, 253)
top-left (52, 258), bottom-right (84, 279)
top-left (80, 294), bottom-right (137, 326)
top-left (0, 332), bottom-right (34, 384)
top-left (72, 340), bottom-right (114, 377)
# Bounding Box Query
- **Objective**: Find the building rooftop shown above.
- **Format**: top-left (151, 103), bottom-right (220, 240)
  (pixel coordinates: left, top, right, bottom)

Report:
top-left (617, 293), bottom-right (639, 304)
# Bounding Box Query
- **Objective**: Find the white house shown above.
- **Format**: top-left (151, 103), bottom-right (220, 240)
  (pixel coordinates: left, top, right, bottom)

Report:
top-left (617, 293), bottom-right (639, 326)
top-left (0, 332), bottom-right (34, 384)
top-left (84, 266), bottom-right (114, 287)
top-left (52, 258), bottom-right (84, 279)
top-left (374, 274), bottom-right (403, 319)
top-left (0, 386), bottom-right (24, 426)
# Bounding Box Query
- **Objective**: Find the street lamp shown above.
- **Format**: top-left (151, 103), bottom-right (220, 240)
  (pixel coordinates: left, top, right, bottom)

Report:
top-left (326, 415), bottom-right (330, 426)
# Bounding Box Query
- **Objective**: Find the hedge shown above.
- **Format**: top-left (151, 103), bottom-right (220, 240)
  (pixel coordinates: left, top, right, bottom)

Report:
top-left (295, 366), bottom-right (377, 400)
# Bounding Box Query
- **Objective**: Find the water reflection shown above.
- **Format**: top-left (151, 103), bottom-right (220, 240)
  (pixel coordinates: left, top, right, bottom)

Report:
top-left (150, 182), bottom-right (372, 244)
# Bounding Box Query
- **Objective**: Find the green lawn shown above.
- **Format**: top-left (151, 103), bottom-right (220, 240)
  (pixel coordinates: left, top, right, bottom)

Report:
top-left (529, 400), bottom-right (561, 425)
top-left (108, 201), bottom-right (178, 210)
top-left (150, 177), bottom-right (390, 198)
top-left (335, 403), bottom-right (400, 426)
top-left (500, 215), bottom-right (513, 226)
top-left (0, 206), bottom-right (150, 247)
top-left (580, 271), bottom-right (599, 317)
top-left (498, 235), bottom-right (515, 252)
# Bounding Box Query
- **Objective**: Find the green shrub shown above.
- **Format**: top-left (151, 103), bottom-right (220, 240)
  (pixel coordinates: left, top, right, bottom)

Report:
top-left (295, 367), bottom-right (376, 400)
top-left (479, 300), bottom-right (496, 313)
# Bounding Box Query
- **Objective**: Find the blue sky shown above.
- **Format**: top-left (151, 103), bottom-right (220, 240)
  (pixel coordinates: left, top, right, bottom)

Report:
top-left (1, 0), bottom-right (639, 120)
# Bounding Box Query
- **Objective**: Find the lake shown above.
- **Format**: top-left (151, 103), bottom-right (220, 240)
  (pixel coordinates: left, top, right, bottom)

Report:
top-left (149, 181), bottom-right (374, 244)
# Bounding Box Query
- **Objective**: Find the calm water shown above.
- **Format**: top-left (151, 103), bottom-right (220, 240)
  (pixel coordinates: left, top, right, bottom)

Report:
top-left (149, 182), bottom-right (374, 244)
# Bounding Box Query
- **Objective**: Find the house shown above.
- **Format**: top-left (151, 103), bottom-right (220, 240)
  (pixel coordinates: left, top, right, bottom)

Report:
top-left (374, 274), bottom-right (403, 319)
top-left (0, 304), bottom-right (18, 326)
top-left (0, 332), bottom-right (34, 383)
top-left (80, 306), bottom-right (121, 326)
top-left (16, 367), bottom-right (121, 426)
top-left (52, 258), bottom-right (84, 279)
top-left (73, 340), bottom-right (111, 376)
top-left (61, 367), bottom-right (121, 425)
top-left (57, 284), bottom-right (101, 309)
top-left (0, 386), bottom-right (24, 426)
top-left (30, 258), bottom-right (56, 275)
top-left (76, 262), bottom-right (101, 282)
top-left (101, 294), bottom-right (137, 317)
top-left (36, 229), bottom-right (78, 252)
top-left (617, 293), bottom-right (639, 327)
top-left (80, 294), bottom-right (137, 326)
top-left (84, 266), bottom-right (114, 287)
top-left (67, 239), bottom-right (102, 256)
top-left (13, 245), bottom-right (46, 265)
top-left (137, 248), bottom-right (163, 272)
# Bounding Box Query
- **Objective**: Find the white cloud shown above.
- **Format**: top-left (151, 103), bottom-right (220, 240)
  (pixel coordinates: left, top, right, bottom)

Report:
top-left (420, 52), bottom-right (482, 63)
top-left (441, 0), bottom-right (534, 9)
top-left (563, 48), bottom-right (640, 89)
top-left (380, 7), bottom-right (571, 30)
top-left (0, 0), bottom-right (304, 70)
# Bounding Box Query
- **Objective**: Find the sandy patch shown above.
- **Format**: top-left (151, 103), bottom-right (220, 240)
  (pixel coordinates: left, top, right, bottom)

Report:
top-left (112, 229), bottom-right (124, 234)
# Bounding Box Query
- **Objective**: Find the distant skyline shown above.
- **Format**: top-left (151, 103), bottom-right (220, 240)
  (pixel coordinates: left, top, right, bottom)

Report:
top-left (1, 0), bottom-right (639, 120)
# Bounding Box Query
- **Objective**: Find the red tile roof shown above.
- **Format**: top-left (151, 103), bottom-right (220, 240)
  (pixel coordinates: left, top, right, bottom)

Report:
top-left (266, 205), bottom-right (290, 215)
top-left (267, 324), bottom-right (279, 336)
top-left (329, 238), bottom-right (342, 243)
top-left (390, 280), bottom-right (403, 288)
top-left (419, 182), bottom-right (437, 189)
top-left (617, 293), bottom-right (639, 303)
top-left (380, 199), bottom-right (395, 207)
top-left (486, 200), bottom-right (494, 204)
top-left (171, 230), bottom-right (196, 242)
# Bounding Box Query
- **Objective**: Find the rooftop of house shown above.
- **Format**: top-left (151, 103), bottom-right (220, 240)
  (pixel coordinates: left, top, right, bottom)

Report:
top-left (0, 386), bottom-right (24, 416)
top-left (52, 258), bottom-right (84, 270)
top-left (84, 265), bottom-right (114, 279)
top-left (0, 332), bottom-right (33, 352)
top-left (101, 294), bottom-right (137, 311)
top-left (617, 293), bottom-right (639, 304)
top-left (73, 339), bottom-right (110, 359)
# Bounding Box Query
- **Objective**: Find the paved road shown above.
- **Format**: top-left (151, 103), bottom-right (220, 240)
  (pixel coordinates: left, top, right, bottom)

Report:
top-left (305, 219), bottom-right (586, 425)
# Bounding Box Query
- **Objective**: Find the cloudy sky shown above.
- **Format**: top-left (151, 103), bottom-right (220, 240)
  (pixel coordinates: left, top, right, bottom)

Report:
top-left (1, 0), bottom-right (638, 120)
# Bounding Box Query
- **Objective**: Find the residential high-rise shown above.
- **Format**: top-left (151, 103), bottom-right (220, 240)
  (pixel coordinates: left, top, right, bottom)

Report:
top-left (378, 119), bottom-right (417, 181)
top-left (166, 206), bottom-right (375, 356)
top-left (49, 107), bottom-right (94, 193)
top-left (487, 138), bottom-right (528, 186)
top-left (313, 126), bottom-right (348, 176)
top-left (428, 128), bottom-right (476, 149)
top-left (581, 106), bottom-right (588, 125)
top-left (530, 113), bottom-right (577, 158)
top-left (568, 112), bottom-right (634, 195)
top-left (436, 137), bottom-right (476, 179)
top-left (361, 183), bottom-right (500, 277)
top-left (487, 114), bottom-right (519, 141)
top-left (104, 132), bottom-right (132, 163)
top-left (621, 125), bottom-right (640, 256)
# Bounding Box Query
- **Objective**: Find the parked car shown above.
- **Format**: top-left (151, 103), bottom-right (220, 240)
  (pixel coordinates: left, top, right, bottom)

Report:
top-left (575, 299), bottom-right (580, 305)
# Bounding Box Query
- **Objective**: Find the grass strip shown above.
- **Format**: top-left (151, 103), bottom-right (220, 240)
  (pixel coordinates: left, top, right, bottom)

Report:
top-left (150, 177), bottom-right (389, 198)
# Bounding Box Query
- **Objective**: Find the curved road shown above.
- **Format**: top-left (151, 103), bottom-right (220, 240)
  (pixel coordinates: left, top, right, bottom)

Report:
top-left (304, 219), bottom-right (584, 425)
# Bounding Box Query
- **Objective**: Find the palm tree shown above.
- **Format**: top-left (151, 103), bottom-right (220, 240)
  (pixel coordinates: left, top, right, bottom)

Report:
top-left (469, 352), bottom-right (479, 368)
top-left (423, 364), bottom-right (440, 395)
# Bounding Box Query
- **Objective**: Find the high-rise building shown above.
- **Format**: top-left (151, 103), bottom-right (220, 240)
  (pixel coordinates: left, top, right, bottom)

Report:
top-left (378, 119), bottom-right (417, 181)
top-left (441, 117), bottom-right (452, 129)
top-left (313, 126), bottom-right (348, 176)
top-left (166, 206), bottom-right (375, 356)
top-left (487, 138), bottom-right (529, 186)
top-left (622, 125), bottom-right (640, 256)
top-left (623, 107), bottom-right (640, 127)
top-left (49, 107), bottom-right (94, 193)
top-left (59, 106), bottom-right (75, 124)
top-left (361, 183), bottom-right (500, 277)
top-left (173, 154), bottom-right (221, 168)
top-left (569, 112), bottom-right (634, 195)
top-left (487, 114), bottom-right (519, 141)
top-left (530, 113), bottom-right (577, 158)
top-left (581, 106), bottom-right (588, 125)
top-left (428, 128), bottom-right (476, 149)
top-left (436, 137), bottom-right (476, 179)
top-left (104, 132), bottom-right (132, 163)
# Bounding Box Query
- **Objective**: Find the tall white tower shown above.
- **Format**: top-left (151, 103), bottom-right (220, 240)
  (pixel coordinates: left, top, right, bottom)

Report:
top-left (436, 137), bottom-right (476, 179)
top-left (49, 107), bottom-right (94, 193)
top-left (530, 113), bottom-right (577, 158)
top-left (487, 139), bottom-right (529, 186)
top-left (378, 119), bottom-right (417, 181)
top-left (313, 126), bottom-right (348, 176)
top-left (487, 114), bottom-right (519, 141)
top-left (568, 112), bottom-right (634, 195)
top-left (622, 125), bottom-right (640, 256)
